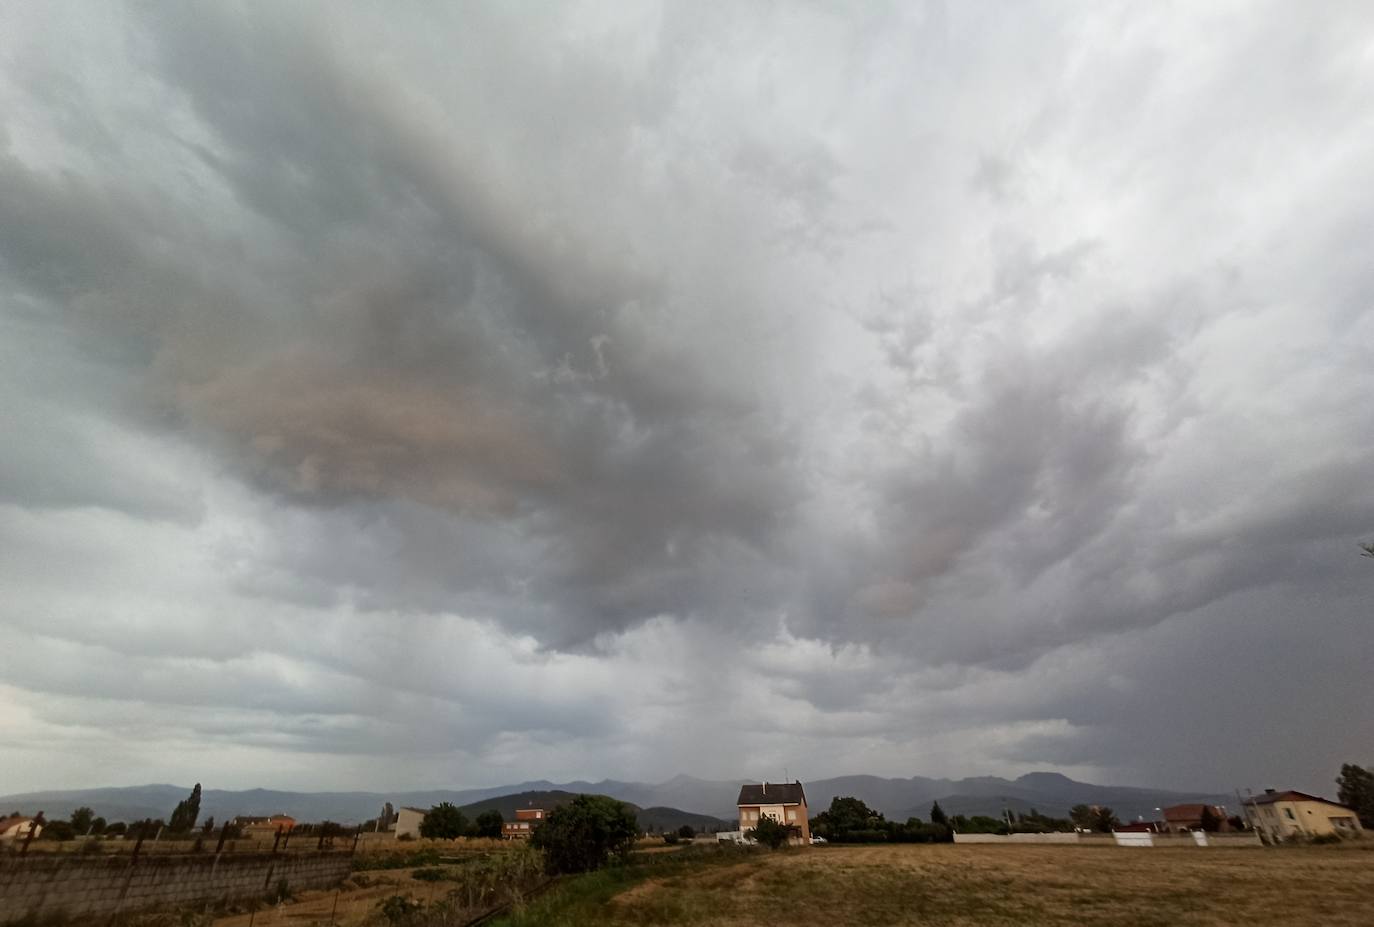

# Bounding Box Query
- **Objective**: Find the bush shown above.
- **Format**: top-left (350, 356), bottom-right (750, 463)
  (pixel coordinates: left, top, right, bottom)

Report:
top-left (750, 816), bottom-right (797, 849)
top-left (412, 867), bottom-right (446, 882)
top-left (376, 895), bottom-right (424, 925)
top-left (1312, 833), bottom-right (1343, 845)
top-left (531, 794), bottom-right (638, 874)
top-left (677, 825), bottom-right (696, 839)
top-left (662, 831), bottom-right (680, 845)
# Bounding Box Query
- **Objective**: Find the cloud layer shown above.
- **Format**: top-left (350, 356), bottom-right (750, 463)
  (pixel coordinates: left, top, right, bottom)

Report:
top-left (2, 1), bottom-right (1372, 796)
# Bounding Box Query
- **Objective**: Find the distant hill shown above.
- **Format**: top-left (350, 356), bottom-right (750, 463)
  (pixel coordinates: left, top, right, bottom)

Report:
top-left (0, 771), bottom-right (1237, 828)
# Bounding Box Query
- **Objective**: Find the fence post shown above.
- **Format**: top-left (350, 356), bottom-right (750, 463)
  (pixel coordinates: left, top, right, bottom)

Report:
top-left (20, 811), bottom-right (44, 856)
top-left (273, 826), bottom-right (283, 854)
top-left (216, 820), bottom-right (231, 854)
top-left (132, 831), bottom-right (145, 861)
top-left (351, 826), bottom-right (361, 855)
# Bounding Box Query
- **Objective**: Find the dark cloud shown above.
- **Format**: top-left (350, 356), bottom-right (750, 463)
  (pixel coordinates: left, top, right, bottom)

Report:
top-left (1, 1), bottom-right (1372, 794)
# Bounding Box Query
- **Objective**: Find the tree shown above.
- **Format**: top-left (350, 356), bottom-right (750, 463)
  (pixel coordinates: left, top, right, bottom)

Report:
top-left (70, 807), bottom-right (94, 834)
top-left (168, 783), bottom-right (202, 833)
top-left (1091, 807), bottom-right (1121, 833)
top-left (419, 802), bottom-right (468, 840)
top-left (475, 809), bottom-right (504, 839)
top-left (44, 820), bottom-right (76, 841)
top-left (201, 817), bottom-right (216, 836)
top-left (90, 817), bottom-right (107, 835)
top-left (105, 821), bottom-right (126, 836)
top-left (929, 801), bottom-right (948, 826)
top-left (1336, 763), bottom-right (1374, 828)
top-left (378, 802), bottom-right (397, 832)
top-left (530, 794), bottom-right (638, 875)
top-left (1199, 806), bottom-right (1221, 832)
top-left (677, 824), bottom-right (696, 839)
top-left (750, 815), bottom-right (796, 849)
top-left (1069, 805), bottom-right (1094, 831)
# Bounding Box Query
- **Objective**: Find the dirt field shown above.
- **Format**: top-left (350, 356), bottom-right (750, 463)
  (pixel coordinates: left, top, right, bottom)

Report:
top-left (500, 842), bottom-right (1374, 926)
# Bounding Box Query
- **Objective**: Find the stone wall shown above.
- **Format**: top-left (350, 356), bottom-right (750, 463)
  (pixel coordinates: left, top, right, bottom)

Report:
top-left (0, 851), bottom-right (353, 923)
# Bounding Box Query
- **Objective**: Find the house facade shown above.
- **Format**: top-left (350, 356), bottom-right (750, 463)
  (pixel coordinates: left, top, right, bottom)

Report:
top-left (1243, 790), bottom-right (1363, 841)
top-left (394, 807), bottom-right (427, 839)
top-left (503, 807), bottom-right (544, 839)
top-left (737, 781), bottom-right (810, 844)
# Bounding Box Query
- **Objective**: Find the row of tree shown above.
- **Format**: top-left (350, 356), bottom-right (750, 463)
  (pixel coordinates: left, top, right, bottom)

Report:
top-left (417, 802), bottom-right (505, 840)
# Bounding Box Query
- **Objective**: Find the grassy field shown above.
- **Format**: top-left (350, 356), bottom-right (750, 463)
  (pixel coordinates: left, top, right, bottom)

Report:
top-left (494, 842), bottom-right (1374, 927)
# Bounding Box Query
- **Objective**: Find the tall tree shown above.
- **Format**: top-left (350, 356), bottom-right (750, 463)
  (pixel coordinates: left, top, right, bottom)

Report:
top-left (70, 807), bottom-right (94, 834)
top-left (1091, 806), bottom-right (1121, 833)
top-left (474, 809), bottom-right (504, 839)
top-left (168, 783), bottom-right (202, 833)
top-left (929, 801), bottom-right (948, 825)
top-left (419, 802), bottom-right (468, 839)
top-left (530, 795), bottom-right (637, 874)
top-left (1336, 763), bottom-right (1374, 828)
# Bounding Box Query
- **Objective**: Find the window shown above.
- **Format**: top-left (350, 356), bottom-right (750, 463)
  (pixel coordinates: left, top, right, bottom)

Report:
top-left (1283, 809), bottom-right (1295, 821)
top-left (787, 810), bottom-right (796, 822)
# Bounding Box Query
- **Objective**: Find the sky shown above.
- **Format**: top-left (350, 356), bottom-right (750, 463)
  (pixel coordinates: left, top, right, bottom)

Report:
top-left (1, 1), bottom-right (1372, 799)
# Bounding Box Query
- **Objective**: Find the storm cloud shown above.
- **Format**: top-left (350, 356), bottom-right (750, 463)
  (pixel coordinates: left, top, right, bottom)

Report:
top-left (2, 1), bottom-right (1372, 796)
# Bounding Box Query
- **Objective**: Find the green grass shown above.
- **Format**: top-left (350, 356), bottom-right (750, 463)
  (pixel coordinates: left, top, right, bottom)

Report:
top-left (490, 844), bottom-right (759, 927)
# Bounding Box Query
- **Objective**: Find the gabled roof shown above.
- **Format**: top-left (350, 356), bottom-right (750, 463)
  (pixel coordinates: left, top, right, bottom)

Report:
top-left (737, 781), bottom-right (807, 807)
top-left (1243, 790), bottom-right (1354, 810)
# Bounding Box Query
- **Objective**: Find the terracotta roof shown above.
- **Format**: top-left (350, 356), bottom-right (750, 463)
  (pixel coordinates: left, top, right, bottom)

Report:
top-left (737, 781), bottom-right (807, 807)
top-left (1162, 804), bottom-right (1224, 822)
top-left (1243, 790), bottom-right (1354, 810)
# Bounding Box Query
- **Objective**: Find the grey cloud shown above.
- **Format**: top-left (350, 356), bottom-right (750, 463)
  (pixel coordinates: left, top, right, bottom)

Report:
top-left (1, 1), bottom-right (1372, 795)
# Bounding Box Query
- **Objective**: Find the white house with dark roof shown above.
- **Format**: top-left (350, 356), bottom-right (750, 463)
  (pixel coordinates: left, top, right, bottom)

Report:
top-left (737, 781), bottom-right (810, 844)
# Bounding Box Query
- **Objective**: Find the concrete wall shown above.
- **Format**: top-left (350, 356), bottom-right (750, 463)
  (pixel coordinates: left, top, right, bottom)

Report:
top-left (953, 832), bottom-right (1261, 847)
top-left (0, 851), bottom-right (352, 924)
top-left (953, 833), bottom-right (1079, 844)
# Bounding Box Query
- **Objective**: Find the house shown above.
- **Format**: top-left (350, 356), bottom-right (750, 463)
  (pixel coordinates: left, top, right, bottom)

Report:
top-left (394, 807), bottom-right (427, 839)
top-left (1242, 790), bottom-right (1364, 842)
top-left (502, 807), bottom-right (545, 839)
top-left (0, 815), bottom-right (41, 843)
top-left (737, 781), bottom-right (810, 845)
top-left (232, 814), bottom-right (296, 838)
top-left (1161, 804), bottom-right (1230, 833)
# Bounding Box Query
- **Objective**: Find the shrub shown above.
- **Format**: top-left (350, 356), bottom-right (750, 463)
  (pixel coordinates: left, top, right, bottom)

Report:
top-left (662, 831), bottom-right (680, 845)
top-left (750, 816), bottom-right (796, 849)
top-left (412, 867), bottom-right (446, 882)
top-left (376, 895), bottom-right (424, 925)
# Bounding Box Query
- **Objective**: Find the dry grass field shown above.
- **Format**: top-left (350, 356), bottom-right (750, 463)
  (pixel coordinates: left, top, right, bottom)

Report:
top-left (497, 842), bottom-right (1374, 927)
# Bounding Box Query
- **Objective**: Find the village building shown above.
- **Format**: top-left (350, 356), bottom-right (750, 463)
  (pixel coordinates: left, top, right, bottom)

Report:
top-left (0, 815), bottom-right (41, 843)
top-left (394, 807), bottom-right (427, 839)
top-left (502, 807), bottom-right (544, 839)
top-left (232, 814), bottom-right (297, 839)
top-left (737, 781), bottom-right (810, 845)
top-left (1161, 804), bottom-right (1231, 832)
top-left (1243, 790), bottom-right (1364, 842)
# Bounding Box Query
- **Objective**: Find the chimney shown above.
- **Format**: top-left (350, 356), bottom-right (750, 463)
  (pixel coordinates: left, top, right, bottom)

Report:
top-left (763, 781), bottom-right (767, 795)
top-left (1264, 789), bottom-right (1276, 795)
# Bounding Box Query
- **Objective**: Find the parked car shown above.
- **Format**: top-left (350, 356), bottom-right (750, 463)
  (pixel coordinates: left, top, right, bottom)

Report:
top-left (809, 835), bottom-right (827, 844)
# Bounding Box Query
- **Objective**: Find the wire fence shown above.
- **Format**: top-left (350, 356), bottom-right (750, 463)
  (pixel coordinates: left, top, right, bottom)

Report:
top-left (0, 822), bottom-right (363, 859)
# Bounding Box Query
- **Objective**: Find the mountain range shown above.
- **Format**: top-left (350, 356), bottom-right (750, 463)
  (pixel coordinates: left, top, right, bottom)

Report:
top-left (0, 772), bottom-right (1239, 827)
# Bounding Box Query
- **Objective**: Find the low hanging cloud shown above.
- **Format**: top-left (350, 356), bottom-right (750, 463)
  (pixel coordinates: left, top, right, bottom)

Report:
top-left (1, 1), bottom-right (1372, 796)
